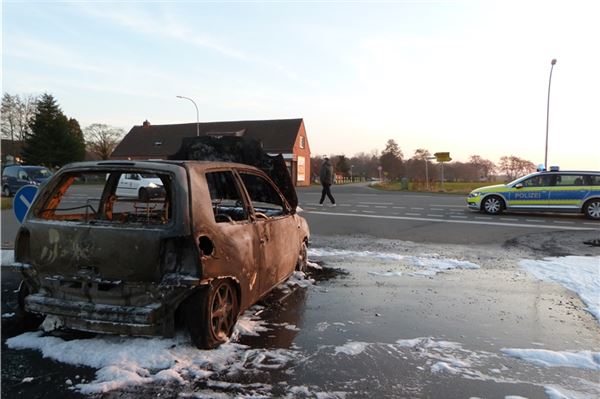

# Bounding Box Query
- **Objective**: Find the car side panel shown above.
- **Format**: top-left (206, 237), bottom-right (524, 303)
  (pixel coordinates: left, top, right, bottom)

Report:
top-left (186, 165), bottom-right (261, 311)
top-left (547, 186), bottom-right (590, 208)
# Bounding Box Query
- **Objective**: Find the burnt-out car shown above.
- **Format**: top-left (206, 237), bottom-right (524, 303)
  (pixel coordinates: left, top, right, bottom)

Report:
top-left (15, 160), bottom-right (309, 348)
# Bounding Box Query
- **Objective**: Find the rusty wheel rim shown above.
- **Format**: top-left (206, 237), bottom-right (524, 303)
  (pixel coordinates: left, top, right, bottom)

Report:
top-left (210, 283), bottom-right (235, 341)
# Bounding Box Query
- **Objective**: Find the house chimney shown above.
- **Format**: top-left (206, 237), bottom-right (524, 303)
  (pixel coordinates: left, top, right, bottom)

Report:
top-left (142, 120), bottom-right (151, 128)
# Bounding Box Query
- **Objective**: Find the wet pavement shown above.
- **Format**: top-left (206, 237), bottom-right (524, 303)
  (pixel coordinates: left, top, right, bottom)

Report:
top-left (1, 232), bottom-right (599, 398)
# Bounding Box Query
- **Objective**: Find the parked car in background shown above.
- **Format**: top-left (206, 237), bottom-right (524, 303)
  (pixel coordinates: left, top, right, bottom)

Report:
top-left (15, 159), bottom-right (310, 349)
top-left (115, 172), bottom-right (166, 201)
top-left (1, 165), bottom-right (53, 197)
top-left (467, 169), bottom-right (600, 220)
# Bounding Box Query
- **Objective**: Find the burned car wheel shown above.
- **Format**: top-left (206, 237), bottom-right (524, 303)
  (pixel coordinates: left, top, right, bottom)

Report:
top-left (296, 241), bottom-right (308, 272)
top-left (184, 279), bottom-right (239, 349)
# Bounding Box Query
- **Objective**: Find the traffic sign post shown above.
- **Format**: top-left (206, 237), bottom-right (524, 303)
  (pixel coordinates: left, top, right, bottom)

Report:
top-left (13, 185), bottom-right (38, 224)
top-left (433, 152), bottom-right (452, 191)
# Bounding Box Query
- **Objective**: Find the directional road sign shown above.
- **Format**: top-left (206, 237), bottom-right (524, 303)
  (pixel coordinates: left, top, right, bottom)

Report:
top-left (13, 185), bottom-right (38, 223)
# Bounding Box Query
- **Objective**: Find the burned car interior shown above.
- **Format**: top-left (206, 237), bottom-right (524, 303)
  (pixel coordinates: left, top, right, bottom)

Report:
top-left (35, 171), bottom-right (173, 226)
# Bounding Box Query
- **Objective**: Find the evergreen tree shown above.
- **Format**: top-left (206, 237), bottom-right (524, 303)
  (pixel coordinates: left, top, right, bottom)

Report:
top-left (22, 94), bottom-right (86, 167)
top-left (379, 139), bottom-right (404, 180)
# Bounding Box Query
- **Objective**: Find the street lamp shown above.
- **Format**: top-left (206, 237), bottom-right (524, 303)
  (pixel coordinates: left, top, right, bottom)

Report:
top-left (176, 95), bottom-right (200, 137)
top-left (425, 156), bottom-right (436, 190)
top-left (544, 59), bottom-right (557, 171)
top-left (350, 165), bottom-right (354, 182)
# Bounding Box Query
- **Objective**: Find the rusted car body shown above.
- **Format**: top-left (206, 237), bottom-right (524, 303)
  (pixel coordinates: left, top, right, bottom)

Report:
top-left (15, 159), bottom-right (309, 348)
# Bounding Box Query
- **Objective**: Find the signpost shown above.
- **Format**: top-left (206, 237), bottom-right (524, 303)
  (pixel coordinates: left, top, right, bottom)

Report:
top-left (13, 185), bottom-right (38, 224)
top-left (433, 152), bottom-right (452, 191)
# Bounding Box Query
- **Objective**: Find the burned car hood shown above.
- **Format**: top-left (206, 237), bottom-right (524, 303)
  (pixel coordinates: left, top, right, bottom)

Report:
top-left (169, 136), bottom-right (298, 210)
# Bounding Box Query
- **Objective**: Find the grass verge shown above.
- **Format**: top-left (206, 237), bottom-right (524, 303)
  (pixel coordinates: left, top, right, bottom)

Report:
top-left (1, 197), bottom-right (12, 210)
top-left (373, 181), bottom-right (496, 195)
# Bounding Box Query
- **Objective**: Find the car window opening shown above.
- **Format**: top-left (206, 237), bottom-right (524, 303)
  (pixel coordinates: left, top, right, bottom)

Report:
top-left (206, 171), bottom-right (248, 223)
top-left (35, 170), bottom-right (172, 226)
top-left (239, 172), bottom-right (286, 218)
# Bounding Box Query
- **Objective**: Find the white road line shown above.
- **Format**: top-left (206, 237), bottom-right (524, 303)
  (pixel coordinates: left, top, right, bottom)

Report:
top-left (392, 206), bottom-right (405, 209)
top-left (429, 208), bottom-right (444, 212)
top-left (554, 221), bottom-right (575, 224)
top-left (361, 210), bottom-right (376, 213)
top-left (583, 222), bottom-right (599, 226)
top-left (352, 194), bottom-right (377, 196)
top-left (375, 206), bottom-right (388, 209)
top-left (410, 207), bottom-right (424, 210)
top-left (405, 212), bottom-right (421, 216)
top-left (427, 214), bottom-right (444, 217)
top-left (306, 211), bottom-right (597, 231)
top-left (431, 205), bottom-right (464, 208)
top-left (358, 202), bottom-right (393, 205)
top-left (339, 204), bottom-right (351, 207)
top-left (525, 219), bottom-right (545, 223)
top-left (450, 215), bottom-right (468, 219)
top-left (474, 216), bottom-right (488, 220)
top-left (500, 218), bottom-right (519, 221)
top-left (356, 205), bottom-right (370, 208)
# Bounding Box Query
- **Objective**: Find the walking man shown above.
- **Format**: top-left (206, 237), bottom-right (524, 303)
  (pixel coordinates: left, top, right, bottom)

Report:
top-left (319, 157), bottom-right (336, 206)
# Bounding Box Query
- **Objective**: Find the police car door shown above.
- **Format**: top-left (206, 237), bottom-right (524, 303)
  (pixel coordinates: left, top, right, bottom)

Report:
top-left (509, 175), bottom-right (553, 210)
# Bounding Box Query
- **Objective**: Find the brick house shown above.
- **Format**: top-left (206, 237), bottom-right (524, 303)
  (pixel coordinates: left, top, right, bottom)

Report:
top-left (110, 118), bottom-right (311, 186)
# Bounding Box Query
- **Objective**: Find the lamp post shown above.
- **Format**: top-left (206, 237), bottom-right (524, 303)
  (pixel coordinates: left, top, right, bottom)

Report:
top-left (544, 59), bottom-right (557, 171)
top-left (350, 165), bottom-right (354, 182)
top-left (176, 95), bottom-right (200, 137)
top-left (425, 156), bottom-right (436, 190)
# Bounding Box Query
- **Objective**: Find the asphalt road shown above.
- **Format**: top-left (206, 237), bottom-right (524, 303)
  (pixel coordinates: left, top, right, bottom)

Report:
top-left (297, 183), bottom-right (598, 244)
top-left (2, 183), bottom-right (598, 248)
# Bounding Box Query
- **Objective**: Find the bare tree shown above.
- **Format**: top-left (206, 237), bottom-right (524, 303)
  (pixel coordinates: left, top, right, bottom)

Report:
top-left (84, 123), bottom-right (124, 160)
top-left (498, 155), bottom-right (536, 181)
top-left (469, 155), bottom-right (496, 181)
top-left (1, 93), bottom-right (38, 141)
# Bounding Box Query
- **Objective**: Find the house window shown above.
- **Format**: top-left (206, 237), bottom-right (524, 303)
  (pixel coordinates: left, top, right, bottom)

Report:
top-left (299, 136), bottom-right (305, 149)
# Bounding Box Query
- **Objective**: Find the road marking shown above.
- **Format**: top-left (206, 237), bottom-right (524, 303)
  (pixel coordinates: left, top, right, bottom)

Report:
top-left (429, 208), bottom-right (444, 212)
top-left (583, 222), bottom-right (599, 226)
top-left (427, 214), bottom-right (444, 217)
top-left (474, 216), bottom-right (488, 220)
top-left (340, 204), bottom-right (351, 207)
top-left (500, 218), bottom-right (519, 221)
top-left (410, 207), bottom-right (424, 210)
top-left (392, 206), bottom-right (405, 209)
top-left (375, 206), bottom-right (388, 209)
top-left (450, 215), bottom-right (468, 219)
top-left (525, 219), bottom-right (545, 223)
top-left (405, 212), bottom-right (421, 216)
top-left (431, 205), bottom-right (464, 208)
top-left (361, 210), bottom-right (376, 213)
top-left (356, 205), bottom-right (370, 208)
top-left (352, 194), bottom-right (377, 196)
top-left (306, 211), bottom-right (597, 231)
top-left (554, 221), bottom-right (575, 224)
top-left (358, 202), bottom-right (393, 205)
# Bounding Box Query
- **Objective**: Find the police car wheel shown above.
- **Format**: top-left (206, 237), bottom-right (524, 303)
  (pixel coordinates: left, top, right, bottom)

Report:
top-left (482, 196), bottom-right (503, 215)
top-left (584, 200), bottom-right (600, 220)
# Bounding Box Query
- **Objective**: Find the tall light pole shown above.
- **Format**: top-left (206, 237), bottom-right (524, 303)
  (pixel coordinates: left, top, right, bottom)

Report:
top-left (176, 95), bottom-right (200, 137)
top-left (544, 59), bottom-right (557, 171)
top-left (425, 156), bottom-right (436, 190)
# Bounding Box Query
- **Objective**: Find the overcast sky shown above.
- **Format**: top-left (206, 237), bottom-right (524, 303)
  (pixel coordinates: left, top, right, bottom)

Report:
top-left (3, 0), bottom-right (599, 170)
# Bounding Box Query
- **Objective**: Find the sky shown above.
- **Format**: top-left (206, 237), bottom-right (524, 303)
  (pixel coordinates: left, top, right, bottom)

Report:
top-left (2, 0), bottom-right (599, 170)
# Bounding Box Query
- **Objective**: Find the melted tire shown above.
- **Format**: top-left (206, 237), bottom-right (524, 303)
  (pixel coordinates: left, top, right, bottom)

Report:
top-left (184, 280), bottom-right (239, 349)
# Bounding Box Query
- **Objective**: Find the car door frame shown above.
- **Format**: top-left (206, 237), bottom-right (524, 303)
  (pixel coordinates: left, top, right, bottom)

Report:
top-left (234, 168), bottom-right (298, 297)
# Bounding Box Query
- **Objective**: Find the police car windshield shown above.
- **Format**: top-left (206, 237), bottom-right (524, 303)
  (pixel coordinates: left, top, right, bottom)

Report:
top-left (507, 173), bottom-right (538, 187)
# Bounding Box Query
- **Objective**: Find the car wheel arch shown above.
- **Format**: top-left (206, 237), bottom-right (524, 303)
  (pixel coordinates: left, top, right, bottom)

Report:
top-left (582, 197), bottom-right (600, 219)
top-left (480, 193), bottom-right (506, 211)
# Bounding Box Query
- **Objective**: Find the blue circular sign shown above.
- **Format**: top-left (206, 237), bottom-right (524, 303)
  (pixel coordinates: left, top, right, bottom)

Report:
top-left (13, 185), bottom-right (39, 223)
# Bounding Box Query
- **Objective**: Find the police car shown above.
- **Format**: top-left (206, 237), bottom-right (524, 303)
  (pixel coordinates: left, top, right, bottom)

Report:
top-left (467, 168), bottom-right (600, 220)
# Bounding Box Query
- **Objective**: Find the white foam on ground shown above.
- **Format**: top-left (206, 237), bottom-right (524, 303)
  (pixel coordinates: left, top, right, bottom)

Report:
top-left (334, 341), bottom-right (369, 356)
top-left (501, 348), bottom-right (600, 370)
top-left (309, 247), bottom-right (480, 276)
top-left (519, 256), bottom-right (600, 323)
top-left (1, 249), bottom-right (14, 266)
